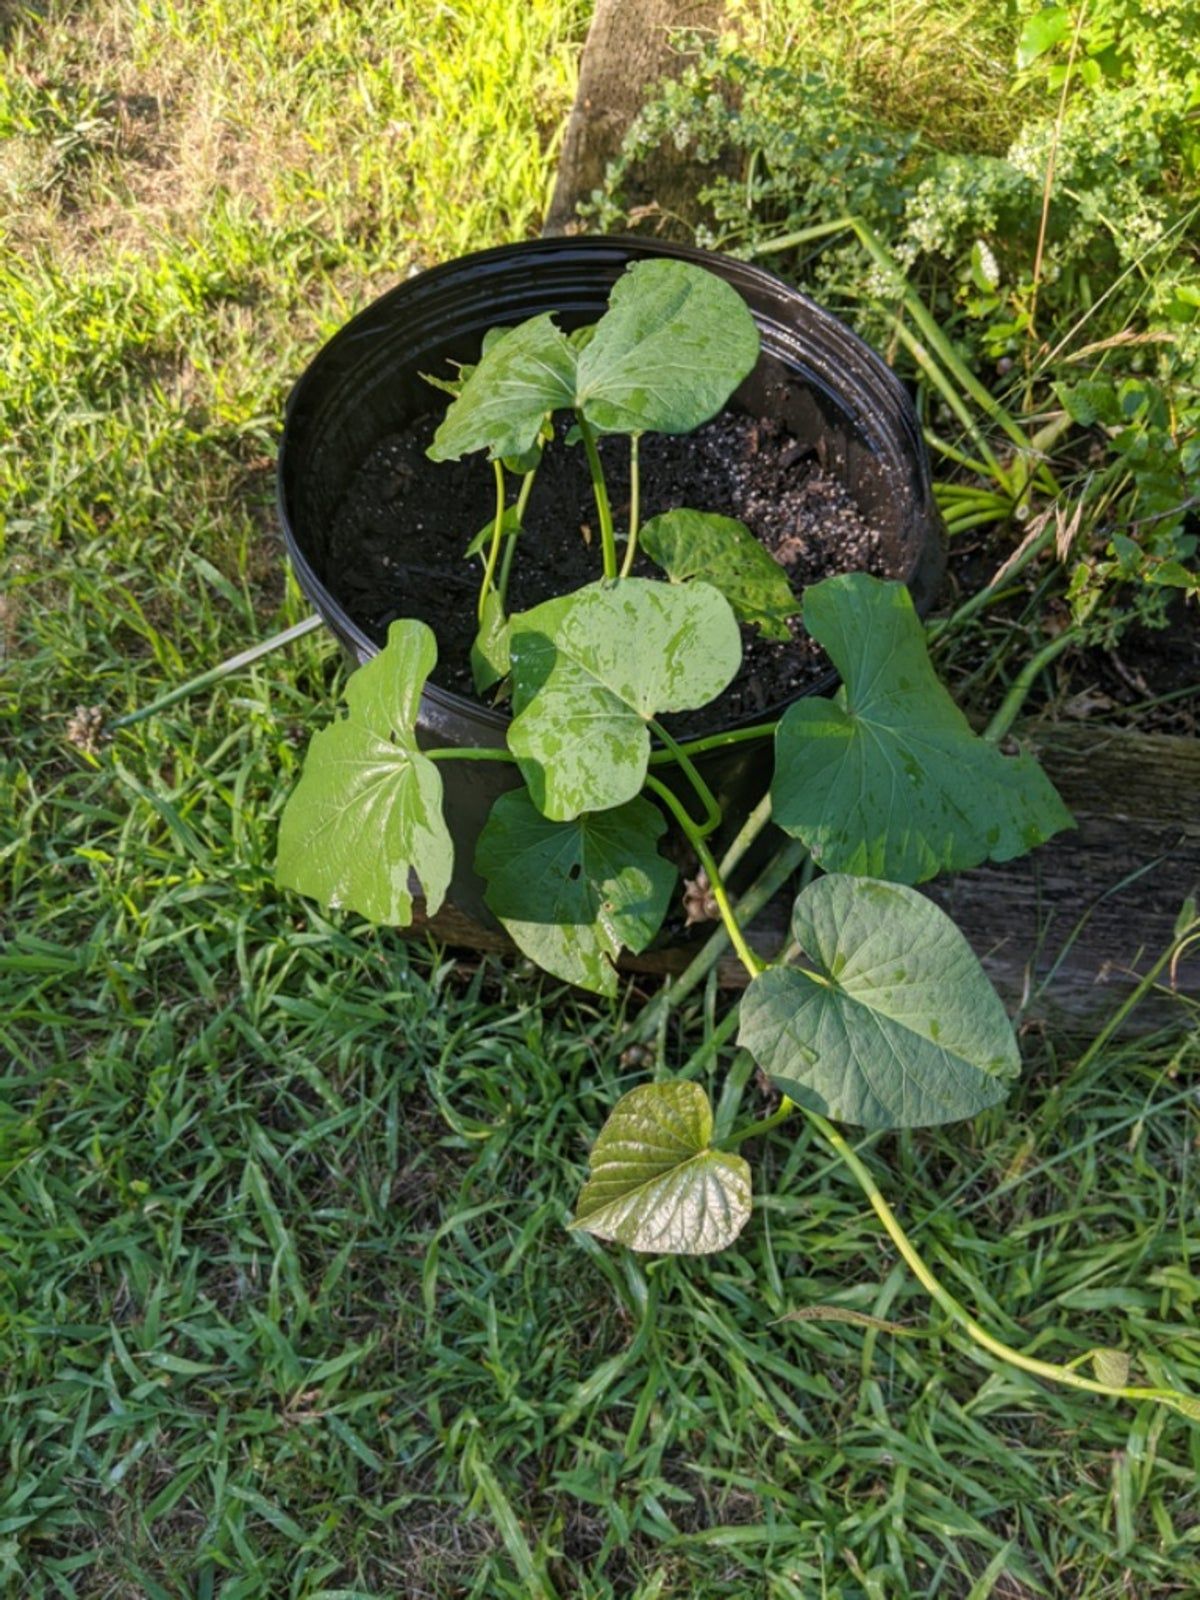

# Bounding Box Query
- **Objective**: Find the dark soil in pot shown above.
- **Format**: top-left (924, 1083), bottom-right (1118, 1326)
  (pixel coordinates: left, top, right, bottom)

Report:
top-left (325, 403), bottom-right (893, 734)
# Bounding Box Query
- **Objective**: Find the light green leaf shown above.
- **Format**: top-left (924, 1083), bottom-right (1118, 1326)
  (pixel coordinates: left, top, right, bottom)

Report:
top-left (575, 260), bottom-right (760, 436)
top-left (1017, 4), bottom-right (1069, 69)
top-left (1092, 1348), bottom-right (1131, 1387)
top-left (738, 874), bottom-right (1020, 1130)
top-left (471, 589), bottom-right (511, 696)
top-left (573, 1081), bottom-right (752, 1254)
top-left (508, 578), bottom-right (742, 820)
top-left (276, 619), bottom-right (452, 925)
top-left (427, 313), bottom-right (578, 462)
top-left (640, 508), bottom-right (799, 640)
top-left (771, 574), bottom-right (1073, 883)
top-left (475, 790), bottom-right (675, 995)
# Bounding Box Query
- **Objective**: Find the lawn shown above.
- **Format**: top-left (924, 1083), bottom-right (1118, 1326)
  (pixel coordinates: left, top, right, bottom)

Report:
top-left (3, 1), bottom-right (1200, 1596)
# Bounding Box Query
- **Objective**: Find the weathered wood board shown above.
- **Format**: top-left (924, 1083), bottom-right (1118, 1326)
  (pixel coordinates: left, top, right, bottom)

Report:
top-left (406, 722), bottom-right (1200, 1031)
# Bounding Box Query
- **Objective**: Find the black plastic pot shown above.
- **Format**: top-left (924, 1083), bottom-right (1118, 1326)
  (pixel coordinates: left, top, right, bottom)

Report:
top-left (278, 236), bottom-right (944, 923)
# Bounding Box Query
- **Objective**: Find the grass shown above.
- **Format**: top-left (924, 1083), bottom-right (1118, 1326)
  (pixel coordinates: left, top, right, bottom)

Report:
top-left (731, 0), bottom-right (1039, 153)
top-left (4, 0), bottom-right (1200, 1595)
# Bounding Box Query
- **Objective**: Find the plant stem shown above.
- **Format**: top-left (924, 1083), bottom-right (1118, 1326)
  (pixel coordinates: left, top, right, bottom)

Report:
top-left (498, 467), bottom-right (537, 607)
top-left (804, 1109), bottom-right (1196, 1410)
top-left (621, 832), bottom-right (805, 1049)
top-left (723, 1095), bottom-right (796, 1147)
top-left (646, 721), bottom-right (778, 764)
top-left (716, 789), bottom-right (773, 881)
top-left (648, 719), bottom-right (723, 837)
top-left (111, 613), bottom-right (325, 729)
top-left (479, 459), bottom-right (507, 625)
top-left (983, 629), bottom-right (1078, 743)
top-left (576, 412), bottom-right (618, 580)
top-left (644, 774), bottom-right (764, 978)
top-left (424, 746), bottom-right (517, 763)
top-left (619, 433), bottom-right (642, 579)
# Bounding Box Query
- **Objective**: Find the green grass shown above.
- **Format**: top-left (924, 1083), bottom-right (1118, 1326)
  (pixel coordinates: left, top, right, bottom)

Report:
top-left (4, 0), bottom-right (1200, 1595)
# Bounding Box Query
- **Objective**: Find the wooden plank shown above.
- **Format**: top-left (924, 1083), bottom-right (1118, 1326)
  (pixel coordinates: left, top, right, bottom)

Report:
top-left (544, 0), bottom-right (730, 237)
top-left (405, 722), bottom-right (1200, 1031)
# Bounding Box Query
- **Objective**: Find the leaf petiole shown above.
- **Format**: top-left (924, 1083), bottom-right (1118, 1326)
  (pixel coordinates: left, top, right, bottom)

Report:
top-left (723, 1095), bottom-right (797, 1147)
top-left (498, 465), bottom-right (538, 607)
top-left (643, 773), bottom-right (764, 979)
top-left (576, 411), bottom-right (618, 579)
top-left (478, 459), bottom-right (508, 625)
top-left (807, 1108), bottom-right (1198, 1412)
top-left (646, 721), bottom-right (779, 764)
top-left (619, 433), bottom-right (642, 579)
top-left (649, 718), bottom-right (723, 837)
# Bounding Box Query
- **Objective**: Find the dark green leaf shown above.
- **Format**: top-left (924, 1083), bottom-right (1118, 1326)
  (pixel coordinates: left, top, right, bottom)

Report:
top-left (276, 620), bottom-right (453, 925)
top-left (771, 574), bottom-right (1072, 883)
top-left (508, 578), bottom-right (741, 820)
top-left (475, 790), bottom-right (675, 994)
top-left (575, 260), bottom-right (760, 436)
top-left (641, 508), bottom-right (799, 639)
top-left (573, 1081), bottom-right (752, 1254)
top-left (427, 313), bottom-right (578, 462)
top-left (738, 874), bottom-right (1020, 1130)
top-left (471, 589), bottom-right (511, 696)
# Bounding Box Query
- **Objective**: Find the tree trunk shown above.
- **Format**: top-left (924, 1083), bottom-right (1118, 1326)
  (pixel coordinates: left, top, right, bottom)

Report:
top-left (544, 0), bottom-right (730, 237)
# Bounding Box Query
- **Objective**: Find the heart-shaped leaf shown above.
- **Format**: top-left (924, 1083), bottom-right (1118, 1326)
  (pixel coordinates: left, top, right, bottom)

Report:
top-left (575, 260), bottom-right (760, 436)
top-left (475, 790), bottom-right (675, 994)
top-left (508, 578), bottom-right (742, 820)
top-left (427, 313), bottom-right (578, 462)
top-left (641, 508), bottom-right (800, 639)
top-left (738, 874), bottom-right (1020, 1130)
top-left (573, 1081), bottom-right (752, 1254)
top-left (276, 619), bottom-right (453, 925)
top-left (771, 574), bottom-right (1073, 883)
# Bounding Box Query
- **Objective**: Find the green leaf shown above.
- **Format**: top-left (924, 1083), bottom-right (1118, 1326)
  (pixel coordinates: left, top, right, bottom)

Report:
top-left (475, 790), bottom-right (675, 995)
top-left (575, 260), bottom-right (760, 436)
top-left (573, 1081), bottom-right (752, 1254)
top-left (738, 874), bottom-right (1020, 1130)
top-left (276, 619), bottom-right (453, 925)
top-left (508, 577), bottom-right (742, 820)
top-left (640, 508), bottom-right (799, 640)
top-left (1091, 1348), bottom-right (1131, 1387)
top-left (464, 505), bottom-right (523, 560)
top-left (1055, 378), bottom-right (1123, 428)
top-left (471, 589), bottom-right (511, 696)
top-left (1017, 4), bottom-right (1069, 69)
top-left (771, 574), bottom-right (1072, 883)
top-left (427, 313), bottom-right (578, 462)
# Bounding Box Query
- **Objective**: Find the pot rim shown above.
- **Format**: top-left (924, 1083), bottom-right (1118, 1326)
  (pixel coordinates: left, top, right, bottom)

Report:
top-left (278, 233), bottom-right (942, 741)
